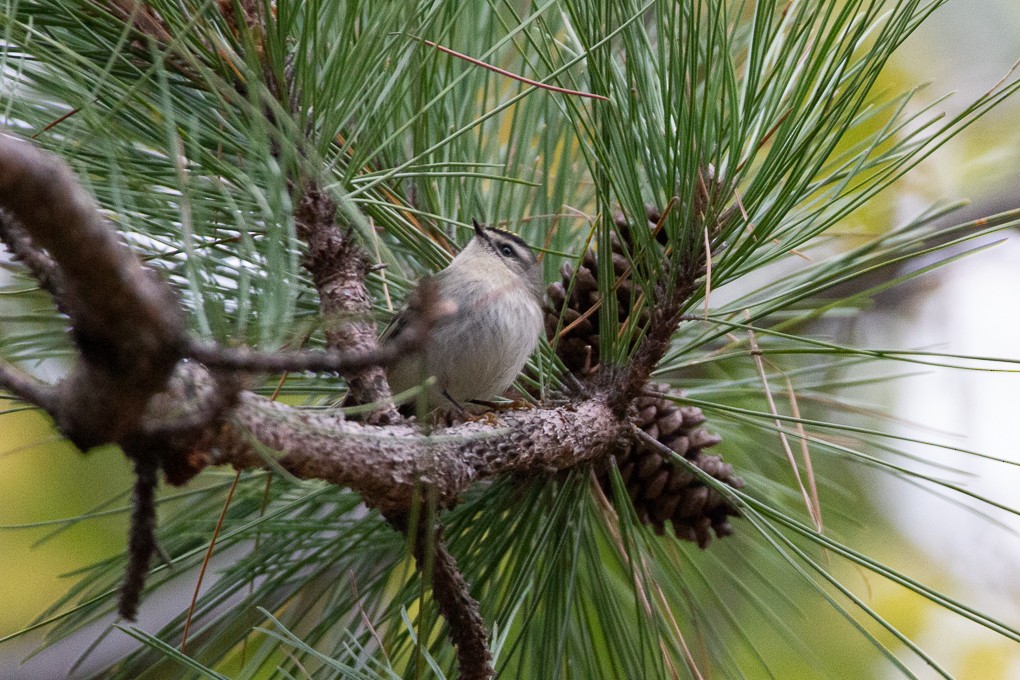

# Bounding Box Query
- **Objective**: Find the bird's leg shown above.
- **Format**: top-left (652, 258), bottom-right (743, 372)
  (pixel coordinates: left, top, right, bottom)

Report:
top-left (442, 389), bottom-right (468, 417)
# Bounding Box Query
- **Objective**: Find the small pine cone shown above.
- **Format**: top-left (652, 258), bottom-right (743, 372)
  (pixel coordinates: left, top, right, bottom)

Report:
top-left (602, 384), bottom-right (742, 548)
top-left (614, 205), bottom-right (668, 247)
top-left (545, 208), bottom-right (660, 375)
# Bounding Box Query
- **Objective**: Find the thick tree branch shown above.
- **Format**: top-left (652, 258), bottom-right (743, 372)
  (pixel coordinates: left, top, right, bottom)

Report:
top-left (293, 186), bottom-right (400, 423)
top-left (207, 390), bottom-right (626, 513)
top-left (0, 133), bottom-right (186, 449)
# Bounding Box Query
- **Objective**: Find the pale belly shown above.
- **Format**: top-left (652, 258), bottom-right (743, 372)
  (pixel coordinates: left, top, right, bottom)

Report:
top-left (388, 287), bottom-right (542, 408)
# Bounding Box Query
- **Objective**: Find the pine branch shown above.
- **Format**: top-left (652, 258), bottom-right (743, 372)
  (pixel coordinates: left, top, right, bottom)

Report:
top-left (0, 211), bottom-right (64, 306)
top-left (293, 186), bottom-right (401, 423)
top-left (4, 1), bottom-right (1018, 676)
top-left (0, 132), bottom-right (186, 449)
top-left (390, 514), bottom-right (493, 680)
top-left (0, 132), bottom-right (633, 657)
top-left (212, 0), bottom-right (402, 423)
top-left (118, 453), bottom-right (158, 620)
top-left (610, 169), bottom-right (728, 411)
top-left (0, 134), bottom-right (462, 627)
top-left (209, 388), bottom-right (625, 513)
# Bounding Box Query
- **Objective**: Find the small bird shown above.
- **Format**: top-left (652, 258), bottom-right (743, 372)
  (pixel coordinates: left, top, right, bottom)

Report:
top-left (386, 220), bottom-right (544, 411)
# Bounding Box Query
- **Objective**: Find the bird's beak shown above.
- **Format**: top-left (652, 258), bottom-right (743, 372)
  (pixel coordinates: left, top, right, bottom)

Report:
top-left (472, 218), bottom-right (492, 247)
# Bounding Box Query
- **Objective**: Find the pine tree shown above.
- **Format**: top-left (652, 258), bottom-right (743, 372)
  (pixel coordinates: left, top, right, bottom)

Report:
top-left (0, 2), bottom-right (1018, 678)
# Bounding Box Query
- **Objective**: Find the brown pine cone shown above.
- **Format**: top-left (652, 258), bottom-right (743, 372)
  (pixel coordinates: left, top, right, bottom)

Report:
top-left (545, 208), bottom-right (660, 374)
top-left (609, 384), bottom-right (742, 548)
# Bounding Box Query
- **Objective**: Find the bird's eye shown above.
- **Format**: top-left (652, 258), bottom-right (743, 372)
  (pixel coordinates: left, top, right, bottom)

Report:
top-left (500, 244), bottom-right (515, 258)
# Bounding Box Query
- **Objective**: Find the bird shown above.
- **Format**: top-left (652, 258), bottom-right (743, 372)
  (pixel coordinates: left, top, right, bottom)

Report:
top-left (385, 219), bottom-right (544, 412)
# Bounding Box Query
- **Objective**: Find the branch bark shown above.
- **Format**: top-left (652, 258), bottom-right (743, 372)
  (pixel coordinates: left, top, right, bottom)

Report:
top-left (388, 513), bottom-right (493, 680)
top-left (0, 213), bottom-right (63, 305)
top-left (1, 4), bottom-right (734, 670)
top-left (209, 388), bottom-right (625, 513)
top-left (610, 169), bottom-right (728, 411)
top-left (293, 187), bottom-right (400, 423)
top-left (0, 133), bottom-right (186, 449)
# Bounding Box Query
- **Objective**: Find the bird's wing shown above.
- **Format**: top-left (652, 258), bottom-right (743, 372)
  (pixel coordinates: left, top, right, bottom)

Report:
top-left (379, 306), bottom-right (409, 343)
top-left (380, 268), bottom-right (452, 343)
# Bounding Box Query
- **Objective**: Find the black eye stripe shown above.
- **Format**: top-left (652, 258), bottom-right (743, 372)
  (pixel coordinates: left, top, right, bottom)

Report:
top-left (474, 223), bottom-right (534, 262)
top-left (485, 227), bottom-right (530, 251)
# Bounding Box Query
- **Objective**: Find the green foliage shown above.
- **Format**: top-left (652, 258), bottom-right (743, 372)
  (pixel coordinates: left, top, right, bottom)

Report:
top-left (1, 0), bottom-right (1019, 677)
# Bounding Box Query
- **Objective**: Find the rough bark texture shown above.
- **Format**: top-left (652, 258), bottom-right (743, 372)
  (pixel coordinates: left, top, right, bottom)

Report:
top-left (0, 214), bottom-right (63, 305)
top-left (390, 515), bottom-right (493, 680)
top-left (426, 530), bottom-right (491, 680)
top-left (0, 133), bottom-right (186, 450)
top-left (294, 186), bottom-right (400, 424)
top-left (213, 389), bottom-right (625, 513)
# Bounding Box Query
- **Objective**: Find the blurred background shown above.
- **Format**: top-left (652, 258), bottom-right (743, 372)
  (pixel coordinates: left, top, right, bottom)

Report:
top-left (1, 0), bottom-right (1018, 677)
top-left (855, 1), bottom-right (1020, 676)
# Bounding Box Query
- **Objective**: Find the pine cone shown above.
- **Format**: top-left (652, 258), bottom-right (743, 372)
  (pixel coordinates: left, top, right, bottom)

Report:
top-left (545, 208), bottom-right (660, 374)
top-left (608, 384), bottom-right (742, 548)
top-left (545, 203), bottom-right (742, 547)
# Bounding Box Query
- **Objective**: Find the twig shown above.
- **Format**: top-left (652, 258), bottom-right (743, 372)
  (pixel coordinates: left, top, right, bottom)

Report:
top-left (184, 278), bottom-right (446, 375)
top-left (0, 212), bottom-right (64, 306)
top-left (32, 106), bottom-right (84, 139)
top-left (118, 454), bottom-right (158, 620)
top-left (186, 340), bottom-right (413, 374)
top-left (411, 35), bottom-right (608, 102)
top-left (0, 361), bottom-right (58, 412)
